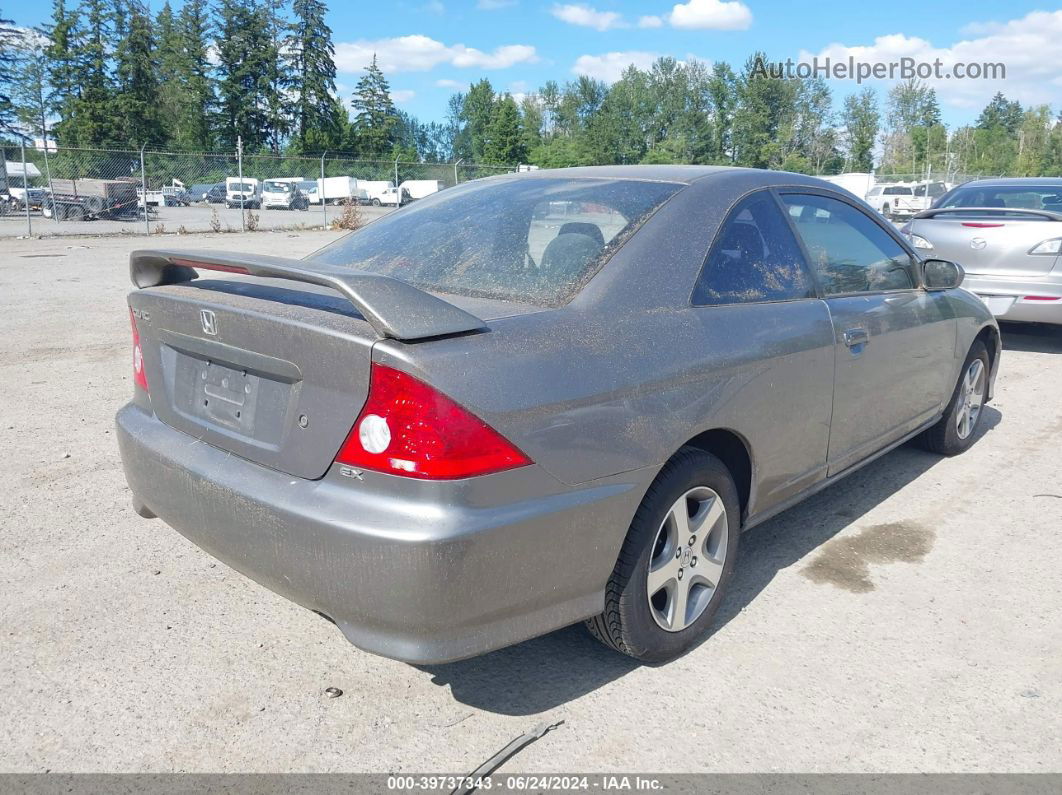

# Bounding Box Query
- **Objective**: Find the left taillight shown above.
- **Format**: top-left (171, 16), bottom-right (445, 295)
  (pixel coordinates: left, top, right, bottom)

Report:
top-left (334, 363), bottom-right (532, 480)
top-left (129, 308), bottom-right (148, 391)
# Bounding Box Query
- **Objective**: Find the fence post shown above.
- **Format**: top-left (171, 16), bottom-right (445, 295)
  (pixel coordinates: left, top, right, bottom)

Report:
top-left (320, 151), bottom-right (327, 229)
top-left (454, 158), bottom-right (462, 186)
top-left (237, 136), bottom-right (245, 232)
top-left (19, 139), bottom-right (32, 237)
top-left (140, 144), bottom-right (150, 235)
top-left (41, 141), bottom-right (58, 227)
top-left (394, 158), bottom-right (400, 206)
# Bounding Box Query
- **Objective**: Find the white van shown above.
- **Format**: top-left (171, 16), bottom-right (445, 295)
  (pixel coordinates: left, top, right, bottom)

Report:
top-left (226, 177), bottom-right (262, 209)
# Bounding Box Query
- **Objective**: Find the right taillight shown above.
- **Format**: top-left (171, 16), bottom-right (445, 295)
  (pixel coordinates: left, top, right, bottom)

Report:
top-left (129, 308), bottom-right (148, 391)
top-left (1028, 238), bottom-right (1062, 255)
top-left (334, 363), bottom-right (532, 480)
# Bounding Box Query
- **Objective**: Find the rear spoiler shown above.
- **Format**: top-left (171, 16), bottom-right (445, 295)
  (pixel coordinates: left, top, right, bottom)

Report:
top-left (129, 249), bottom-right (487, 341)
top-left (913, 207), bottom-right (1062, 221)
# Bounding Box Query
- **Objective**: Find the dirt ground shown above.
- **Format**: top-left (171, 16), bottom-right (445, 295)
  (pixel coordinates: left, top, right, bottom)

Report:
top-left (1, 230), bottom-right (1060, 774)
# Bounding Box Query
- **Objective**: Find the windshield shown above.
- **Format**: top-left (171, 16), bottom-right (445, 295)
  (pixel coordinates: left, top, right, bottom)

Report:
top-left (311, 177), bottom-right (681, 304)
top-left (263, 181), bottom-right (292, 193)
top-left (297, 181), bottom-right (317, 193)
top-left (938, 184), bottom-right (1062, 211)
top-left (229, 182), bottom-right (255, 192)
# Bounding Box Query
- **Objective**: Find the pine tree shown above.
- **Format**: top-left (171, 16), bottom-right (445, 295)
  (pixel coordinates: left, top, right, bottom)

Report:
top-left (113, 1), bottom-right (163, 148)
top-left (43, 0), bottom-right (80, 145)
top-left (461, 78), bottom-right (495, 162)
top-left (178, 0), bottom-right (214, 150)
top-left (261, 0), bottom-right (290, 154)
top-left (351, 55), bottom-right (398, 156)
top-left (72, 0), bottom-right (115, 146)
top-left (483, 94), bottom-right (525, 164)
top-left (215, 0), bottom-right (272, 150)
top-left (288, 0), bottom-right (338, 152)
top-left (11, 30), bottom-right (52, 145)
top-left (155, 3), bottom-right (184, 144)
top-left (0, 9), bottom-right (19, 135)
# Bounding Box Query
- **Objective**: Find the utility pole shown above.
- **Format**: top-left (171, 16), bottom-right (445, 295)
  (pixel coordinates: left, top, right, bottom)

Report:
top-left (320, 151), bottom-right (327, 229)
top-left (237, 135), bottom-right (245, 232)
top-left (140, 144), bottom-right (149, 235)
top-left (20, 138), bottom-right (32, 237)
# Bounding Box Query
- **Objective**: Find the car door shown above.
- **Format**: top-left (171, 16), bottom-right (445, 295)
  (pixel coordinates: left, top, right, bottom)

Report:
top-left (779, 190), bottom-right (957, 476)
top-left (691, 189), bottom-right (836, 514)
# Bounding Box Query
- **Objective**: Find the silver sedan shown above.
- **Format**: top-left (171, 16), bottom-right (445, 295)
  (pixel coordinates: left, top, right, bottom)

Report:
top-left (904, 178), bottom-right (1062, 324)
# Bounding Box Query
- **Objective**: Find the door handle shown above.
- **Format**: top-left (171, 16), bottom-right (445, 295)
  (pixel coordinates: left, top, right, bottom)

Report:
top-left (843, 327), bottom-right (869, 348)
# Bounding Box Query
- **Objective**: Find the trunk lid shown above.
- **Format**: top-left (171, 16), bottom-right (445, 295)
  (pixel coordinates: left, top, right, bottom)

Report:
top-left (910, 214), bottom-right (1062, 277)
top-left (130, 280), bottom-right (377, 480)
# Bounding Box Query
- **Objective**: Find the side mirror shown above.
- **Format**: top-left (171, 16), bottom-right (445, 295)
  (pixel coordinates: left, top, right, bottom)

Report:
top-left (922, 258), bottom-right (964, 290)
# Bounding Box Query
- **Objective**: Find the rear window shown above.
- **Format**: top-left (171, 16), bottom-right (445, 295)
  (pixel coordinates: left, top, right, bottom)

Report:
top-left (884, 186), bottom-right (912, 196)
top-left (310, 177), bottom-right (681, 304)
top-left (939, 185), bottom-right (1062, 211)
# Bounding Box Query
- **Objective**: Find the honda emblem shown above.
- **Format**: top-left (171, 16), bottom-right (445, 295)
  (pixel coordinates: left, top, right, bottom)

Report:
top-left (200, 309), bottom-right (218, 336)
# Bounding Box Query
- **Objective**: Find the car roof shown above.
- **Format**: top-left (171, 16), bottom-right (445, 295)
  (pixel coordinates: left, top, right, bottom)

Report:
top-left (956, 177), bottom-right (1062, 188)
top-left (511, 164), bottom-right (827, 186)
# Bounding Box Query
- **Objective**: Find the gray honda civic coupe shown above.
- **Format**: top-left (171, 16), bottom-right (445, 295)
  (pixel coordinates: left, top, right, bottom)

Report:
top-left (116, 166), bottom-right (1000, 664)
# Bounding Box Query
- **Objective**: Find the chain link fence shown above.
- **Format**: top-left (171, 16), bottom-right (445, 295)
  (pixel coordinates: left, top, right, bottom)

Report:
top-left (0, 145), bottom-right (519, 238)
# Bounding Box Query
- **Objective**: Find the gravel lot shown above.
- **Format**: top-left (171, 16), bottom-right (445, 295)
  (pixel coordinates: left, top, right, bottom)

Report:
top-left (1, 230), bottom-right (1061, 774)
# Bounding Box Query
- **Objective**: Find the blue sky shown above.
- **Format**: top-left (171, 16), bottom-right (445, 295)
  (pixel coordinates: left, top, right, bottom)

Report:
top-left (14, 1), bottom-right (1062, 127)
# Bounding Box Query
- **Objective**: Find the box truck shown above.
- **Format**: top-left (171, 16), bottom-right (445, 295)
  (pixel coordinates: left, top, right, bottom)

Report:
top-left (399, 179), bottom-right (444, 200)
top-left (262, 177), bottom-right (310, 210)
top-left (313, 176), bottom-right (364, 205)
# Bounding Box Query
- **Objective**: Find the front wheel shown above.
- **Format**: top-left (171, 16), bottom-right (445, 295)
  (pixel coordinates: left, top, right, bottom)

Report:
top-left (586, 447), bottom-right (740, 663)
top-left (917, 340), bottom-right (990, 456)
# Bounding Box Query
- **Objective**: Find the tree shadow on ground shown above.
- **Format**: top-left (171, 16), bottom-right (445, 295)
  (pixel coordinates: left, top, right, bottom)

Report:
top-left (419, 408), bottom-right (1001, 716)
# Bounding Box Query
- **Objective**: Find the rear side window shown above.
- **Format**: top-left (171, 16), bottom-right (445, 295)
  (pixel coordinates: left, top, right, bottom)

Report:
top-left (693, 191), bottom-right (813, 305)
top-left (782, 193), bottom-right (916, 295)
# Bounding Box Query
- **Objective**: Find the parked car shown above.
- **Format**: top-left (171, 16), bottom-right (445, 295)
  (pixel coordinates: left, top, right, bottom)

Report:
top-left (903, 177), bottom-right (1062, 324)
top-left (186, 183), bottom-right (225, 203)
top-left (116, 166), bottom-right (1000, 665)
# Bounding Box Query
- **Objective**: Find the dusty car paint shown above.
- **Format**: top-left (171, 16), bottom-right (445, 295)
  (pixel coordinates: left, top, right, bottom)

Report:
top-left (116, 165), bottom-right (1001, 663)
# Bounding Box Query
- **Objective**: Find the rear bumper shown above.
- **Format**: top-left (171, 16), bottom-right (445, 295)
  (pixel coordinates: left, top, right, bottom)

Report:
top-left (962, 272), bottom-right (1062, 324)
top-left (115, 403), bottom-right (647, 663)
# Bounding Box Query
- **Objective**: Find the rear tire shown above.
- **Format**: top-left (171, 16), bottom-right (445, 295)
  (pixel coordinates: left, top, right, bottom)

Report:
top-left (917, 340), bottom-right (990, 456)
top-left (586, 447), bottom-right (740, 663)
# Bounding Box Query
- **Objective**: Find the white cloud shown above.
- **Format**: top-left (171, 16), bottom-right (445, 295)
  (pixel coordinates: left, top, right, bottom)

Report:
top-left (335, 35), bottom-right (538, 73)
top-left (572, 51), bottom-right (661, 82)
top-left (638, 15), bottom-right (664, 28)
top-left (668, 0), bottom-right (752, 31)
top-left (390, 89), bottom-right (416, 103)
top-left (800, 10), bottom-right (1062, 110)
top-left (435, 78), bottom-right (463, 88)
top-left (422, 0), bottom-right (444, 13)
top-left (477, 0), bottom-right (516, 8)
top-left (551, 4), bottom-right (627, 31)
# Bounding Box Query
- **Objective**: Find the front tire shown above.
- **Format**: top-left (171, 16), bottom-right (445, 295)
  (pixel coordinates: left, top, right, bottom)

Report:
top-left (586, 447), bottom-right (740, 663)
top-left (917, 340), bottom-right (990, 456)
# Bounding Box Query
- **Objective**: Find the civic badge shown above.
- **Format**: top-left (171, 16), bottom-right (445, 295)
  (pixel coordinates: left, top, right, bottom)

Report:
top-left (970, 237), bottom-right (987, 250)
top-left (200, 309), bottom-right (218, 336)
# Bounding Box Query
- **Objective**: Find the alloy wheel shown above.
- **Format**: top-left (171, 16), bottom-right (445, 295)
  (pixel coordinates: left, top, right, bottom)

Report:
top-left (955, 358), bottom-right (986, 440)
top-left (646, 486), bottom-right (728, 632)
